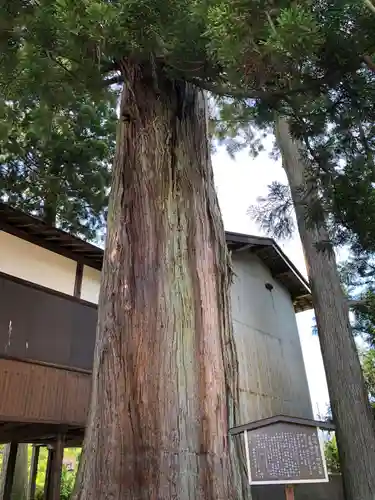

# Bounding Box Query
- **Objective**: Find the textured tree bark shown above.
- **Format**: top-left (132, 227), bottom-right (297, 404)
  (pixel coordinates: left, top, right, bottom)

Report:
top-left (72, 62), bottom-right (246, 500)
top-left (275, 116), bottom-right (375, 500)
top-left (0, 443), bottom-right (28, 500)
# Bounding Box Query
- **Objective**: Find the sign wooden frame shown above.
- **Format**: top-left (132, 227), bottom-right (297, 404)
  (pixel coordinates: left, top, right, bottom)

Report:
top-left (243, 428), bottom-right (329, 485)
top-left (229, 415), bottom-right (335, 487)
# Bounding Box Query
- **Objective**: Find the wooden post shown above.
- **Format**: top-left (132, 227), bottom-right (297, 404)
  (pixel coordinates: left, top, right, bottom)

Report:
top-left (1, 442), bottom-right (18, 500)
top-left (43, 436), bottom-right (64, 500)
top-left (285, 484), bottom-right (295, 500)
top-left (43, 447), bottom-right (54, 500)
top-left (50, 436), bottom-right (64, 500)
top-left (27, 445), bottom-right (40, 500)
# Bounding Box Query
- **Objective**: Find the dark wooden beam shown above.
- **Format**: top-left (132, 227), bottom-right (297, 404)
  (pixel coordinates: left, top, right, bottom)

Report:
top-left (0, 424), bottom-right (32, 444)
top-left (0, 419), bottom-right (84, 445)
top-left (2, 442), bottom-right (18, 500)
top-left (0, 424), bottom-right (63, 444)
top-left (0, 269), bottom-right (97, 310)
top-left (0, 422), bottom-right (26, 434)
top-left (26, 428), bottom-right (83, 447)
top-left (50, 436), bottom-right (64, 500)
top-left (229, 414), bottom-right (335, 436)
top-left (43, 447), bottom-right (53, 500)
top-left (74, 262), bottom-right (84, 298)
top-left (27, 445), bottom-right (41, 500)
top-left (232, 243), bottom-right (254, 253)
top-left (273, 271), bottom-right (292, 280)
top-left (44, 436), bottom-right (64, 500)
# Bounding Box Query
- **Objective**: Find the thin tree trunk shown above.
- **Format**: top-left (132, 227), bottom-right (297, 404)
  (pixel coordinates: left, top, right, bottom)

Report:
top-left (43, 200), bottom-right (57, 226)
top-left (275, 115), bottom-right (375, 500)
top-left (0, 444), bottom-right (28, 500)
top-left (43, 165), bottom-right (59, 226)
top-left (72, 62), bottom-right (246, 500)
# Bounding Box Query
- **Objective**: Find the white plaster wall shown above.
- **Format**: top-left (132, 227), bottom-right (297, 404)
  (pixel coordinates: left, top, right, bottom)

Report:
top-left (231, 251), bottom-right (313, 425)
top-left (0, 230), bottom-right (76, 295)
top-left (81, 265), bottom-right (101, 304)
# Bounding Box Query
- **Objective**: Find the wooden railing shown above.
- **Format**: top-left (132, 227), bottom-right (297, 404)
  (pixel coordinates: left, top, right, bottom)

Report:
top-left (0, 272), bottom-right (97, 425)
top-left (0, 358), bottom-right (91, 426)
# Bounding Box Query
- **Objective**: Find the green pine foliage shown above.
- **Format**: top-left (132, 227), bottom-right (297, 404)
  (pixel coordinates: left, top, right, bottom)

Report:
top-left (214, 69), bottom-right (375, 256)
top-left (207, 2), bottom-right (375, 258)
top-left (3, 2), bottom-right (375, 246)
top-left (321, 246), bottom-right (375, 474)
top-left (324, 434), bottom-right (341, 473)
top-left (323, 344), bottom-right (375, 475)
top-left (362, 348), bottom-right (375, 403)
top-left (340, 252), bottom-right (375, 345)
top-left (339, 253), bottom-right (375, 412)
top-left (2, 1), bottom-right (374, 104)
top-left (0, 94), bottom-right (117, 240)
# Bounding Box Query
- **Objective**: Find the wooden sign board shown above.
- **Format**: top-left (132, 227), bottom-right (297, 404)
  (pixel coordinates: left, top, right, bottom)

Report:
top-left (243, 422), bottom-right (328, 485)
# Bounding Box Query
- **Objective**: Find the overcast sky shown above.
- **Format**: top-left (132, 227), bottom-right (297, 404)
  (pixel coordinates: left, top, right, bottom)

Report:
top-left (212, 141), bottom-right (331, 418)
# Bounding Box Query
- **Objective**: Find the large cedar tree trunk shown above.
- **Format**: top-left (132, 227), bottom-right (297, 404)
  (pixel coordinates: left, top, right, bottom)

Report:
top-left (275, 116), bottom-right (375, 500)
top-left (73, 63), bottom-right (246, 500)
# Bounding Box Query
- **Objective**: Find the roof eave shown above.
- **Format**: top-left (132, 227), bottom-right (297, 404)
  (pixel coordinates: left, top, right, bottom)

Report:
top-left (226, 231), bottom-right (312, 312)
top-left (0, 205), bottom-right (313, 311)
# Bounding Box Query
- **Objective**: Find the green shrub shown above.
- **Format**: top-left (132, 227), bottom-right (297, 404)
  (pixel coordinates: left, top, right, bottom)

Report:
top-left (29, 446), bottom-right (80, 500)
top-left (60, 466), bottom-right (76, 500)
top-left (324, 434), bottom-right (340, 473)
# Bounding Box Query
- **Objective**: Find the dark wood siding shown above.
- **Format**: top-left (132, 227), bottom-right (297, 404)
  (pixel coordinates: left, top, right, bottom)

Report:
top-left (0, 271), bottom-right (97, 371)
top-left (0, 358), bottom-right (91, 426)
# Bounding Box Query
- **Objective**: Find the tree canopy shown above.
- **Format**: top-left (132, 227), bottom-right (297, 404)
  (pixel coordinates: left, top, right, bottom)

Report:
top-left (0, 93), bottom-right (117, 239)
top-left (4, 0), bottom-right (374, 241)
top-left (3, 1), bottom-right (375, 243)
top-left (208, 1), bottom-right (375, 256)
top-left (218, 60), bottom-right (375, 255)
top-left (2, 0), bottom-right (374, 107)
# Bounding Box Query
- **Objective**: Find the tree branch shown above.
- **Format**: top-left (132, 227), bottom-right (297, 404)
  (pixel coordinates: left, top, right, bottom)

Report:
top-left (44, 50), bottom-right (77, 81)
top-left (348, 299), bottom-right (370, 308)
top-left (103, 75), bottom-right (123, 87)
top-left (187, 79), bottom-right (269, 99)
top-left (100, 51), bottom-right (332, 100)
top-left (363, 55), bottom-right (375, 73)
top-left (364, 0), bottom-right (375, 15)
top-left (187, 76), bottom-right (334, 102)
top-left (101, 62), bottom-right (346, 104)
